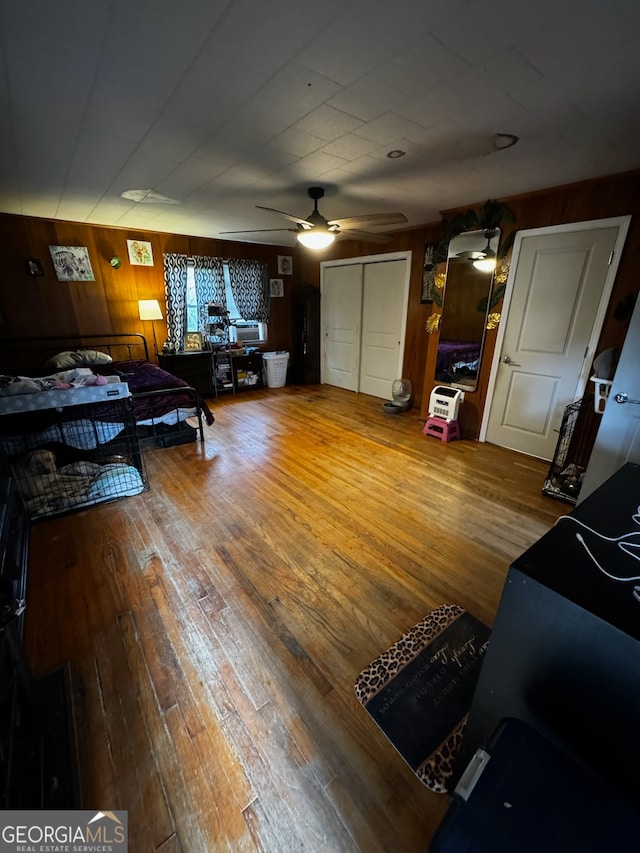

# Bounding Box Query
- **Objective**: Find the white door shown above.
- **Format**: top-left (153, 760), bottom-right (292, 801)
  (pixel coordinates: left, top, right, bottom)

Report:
top-left (359, 260), bottom-right (408, 398)
top-left (321, 252), bottom-right (410, 398)
top-left (321, 263), bottom-right (363, 391)
top-left (579, 296), bottom-right (640, 503)
top-left (482, 220), bottom-right (628, 459)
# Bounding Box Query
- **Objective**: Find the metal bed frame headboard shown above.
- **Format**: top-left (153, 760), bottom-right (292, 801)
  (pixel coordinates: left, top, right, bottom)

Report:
top-left (0, 333), bottom-right (150, 375)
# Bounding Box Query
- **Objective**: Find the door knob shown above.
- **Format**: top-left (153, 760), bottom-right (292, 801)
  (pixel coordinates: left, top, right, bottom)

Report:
top-left (502, 355), bottom-right (521, 366)
top-left (615, 392), bottom-right (640, 405)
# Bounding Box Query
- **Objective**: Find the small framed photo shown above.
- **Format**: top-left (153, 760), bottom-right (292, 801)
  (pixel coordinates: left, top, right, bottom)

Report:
top-left (184, 331), bottom-right (203, 351)
top-left (270, 278), bottom-right (284, 297)
top-left (127, 239), bottom-right (154, 266)
top-left (26, 258), bottom-right (43, 276)
top-left (277, 255), bottom-right (293, 275)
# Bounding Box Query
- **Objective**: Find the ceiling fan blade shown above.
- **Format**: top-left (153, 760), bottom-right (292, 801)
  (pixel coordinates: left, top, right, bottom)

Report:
top-left (256, 205), bottom-right (312, 227)
top-left (327, 212), bottom-right (408, 229)
top-left (338, 229), bottom-right (393, 244)
top-left (219, 227), bottom-right (298, 235)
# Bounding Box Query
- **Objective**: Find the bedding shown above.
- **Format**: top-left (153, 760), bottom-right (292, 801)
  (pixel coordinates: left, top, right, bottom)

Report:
top-left (91, 358), bottom-right (214, 429)
top-left (0, 334), bottom-right (214, 456)
top-left (435, 340), bottom-right (481, 382)
top-left (18, 459), bottom-right (145, 520)
top-left (44, 349), bottom-right (113, 370)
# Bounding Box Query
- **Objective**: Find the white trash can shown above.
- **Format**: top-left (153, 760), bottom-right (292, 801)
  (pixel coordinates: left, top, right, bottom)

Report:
top-left (263, 351), bottom-right (289, 388)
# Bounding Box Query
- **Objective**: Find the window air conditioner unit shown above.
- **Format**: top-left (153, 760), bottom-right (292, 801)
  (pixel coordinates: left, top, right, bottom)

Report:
top-left (230, 321), bottom-right (268, 345)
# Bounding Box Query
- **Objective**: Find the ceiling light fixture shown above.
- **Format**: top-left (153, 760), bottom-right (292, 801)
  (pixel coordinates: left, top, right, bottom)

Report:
top-left (121, 189), bottom-right (181, 205)
top-left (297, 229), bottom-right (335, 250)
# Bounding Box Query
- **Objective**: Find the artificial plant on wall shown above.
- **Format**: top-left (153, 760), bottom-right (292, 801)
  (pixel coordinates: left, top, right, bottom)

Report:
top-left (431, 198), bottom-right (516, 265)
top-left (424, 198), bottom-right (516, 330)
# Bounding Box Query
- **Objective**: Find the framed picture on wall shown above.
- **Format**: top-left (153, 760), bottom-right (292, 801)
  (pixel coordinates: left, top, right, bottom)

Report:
top-left (26, 258), bottom-right (43, 276)
top-left (270, 278), bottom-right (284, 297)
top-left (277, 255), bottom-right (293, 275)
top-left (48, 246), bottom-right (95, 281)
top-left (421, 244), bottom-right (436, 304)
top-left (184, 332), bottom-right (203, 351)
top-left (127, 239), bottom-right (154, 266)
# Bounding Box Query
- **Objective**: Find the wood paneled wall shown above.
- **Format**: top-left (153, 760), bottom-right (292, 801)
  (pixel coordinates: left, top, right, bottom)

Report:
top-left (1, 168), bottom-right (639, 429)
top-left (0, 216), bottom-right (301, 360)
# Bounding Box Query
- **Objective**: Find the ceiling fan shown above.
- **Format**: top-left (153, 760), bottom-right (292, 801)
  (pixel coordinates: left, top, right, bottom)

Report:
top-left (220, 186), bottom-right (408, 249)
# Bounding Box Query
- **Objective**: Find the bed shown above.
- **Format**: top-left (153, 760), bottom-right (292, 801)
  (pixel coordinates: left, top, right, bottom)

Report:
top-left (0, 334), bottom-right (214, 519)
top-left (435, 340), bottom-right (481, 384)
top-left (0, 333), bottom-right (214, 446)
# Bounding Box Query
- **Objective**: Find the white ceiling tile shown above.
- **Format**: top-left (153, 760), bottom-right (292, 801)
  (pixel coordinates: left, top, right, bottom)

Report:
top-left (269, 128), bottom-right (326, 158)
top-left (428, 4), bottom-right (514, 65)
top-left (320, 134), bottom-right (380, 160)
top-left (374, 35), bottom-right (469, 99)
top-left (328, 78), bottom-right (408, 122)
top-left (292, 105), bottom-right (364, 142)
top-left (291, 150), bottom-right (351, 176)
top-left (14, 197), bottom-right (60, 219)
top-left (353, 112), bottom-right (429, 146)
top-left (55, 200), bottom-right (106, 223)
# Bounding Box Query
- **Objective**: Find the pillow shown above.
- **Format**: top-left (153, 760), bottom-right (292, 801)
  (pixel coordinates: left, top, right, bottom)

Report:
top-left (44, 349), bottom-right (113, 370)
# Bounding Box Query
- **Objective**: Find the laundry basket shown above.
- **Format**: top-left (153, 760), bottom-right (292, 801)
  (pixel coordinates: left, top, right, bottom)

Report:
top-left (263, 351), bottom-right (289, 388)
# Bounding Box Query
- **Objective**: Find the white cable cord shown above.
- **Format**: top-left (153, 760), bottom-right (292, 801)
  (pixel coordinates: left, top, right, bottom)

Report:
top-left (554, 512), bottom-right (640, 601)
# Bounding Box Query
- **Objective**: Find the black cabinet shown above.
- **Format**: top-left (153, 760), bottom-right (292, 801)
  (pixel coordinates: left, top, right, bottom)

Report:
top-left (291, 285), bottom-right (321, 384)
top-left (158, 351), bottom-right (215, 397)
top-left (455, 463), bottom-right (640, 804)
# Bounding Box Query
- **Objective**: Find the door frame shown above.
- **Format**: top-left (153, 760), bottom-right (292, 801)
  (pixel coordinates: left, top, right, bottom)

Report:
top-left (479, 216), bottom-right (631, 443)
top-left (320, 251), bottom-right (411, 391)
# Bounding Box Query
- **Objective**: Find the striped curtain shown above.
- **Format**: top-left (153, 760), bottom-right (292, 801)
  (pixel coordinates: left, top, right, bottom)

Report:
top-left (163, 253), bottom-right (188, 350)
top-left (193, 255), bottom-right (225, 336)
top-left (227, 259), bottom-right (271, 322)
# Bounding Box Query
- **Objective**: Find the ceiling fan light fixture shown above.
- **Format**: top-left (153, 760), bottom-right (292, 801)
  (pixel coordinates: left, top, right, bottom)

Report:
top-left (472, 230), bottom-right (498, 272)
top-left (473, 255), bottom-right (497, 272)
top-left (297, 229), bottom-right (335, 250)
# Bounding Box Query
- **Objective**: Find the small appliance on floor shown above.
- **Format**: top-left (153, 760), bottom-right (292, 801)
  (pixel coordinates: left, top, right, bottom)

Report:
top-left (423, 386), bottom-right (464, 442)
top-left (383, 378), bottom-right (413, 414)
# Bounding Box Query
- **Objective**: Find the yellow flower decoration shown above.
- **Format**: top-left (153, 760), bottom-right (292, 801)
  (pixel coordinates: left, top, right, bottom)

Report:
top-left (486, 312), bottom-right (501, 330)
top-left (494, 264), bottom-right (509, 284)
top-left (434, 272), bottom-right (446, 289)
top-left (426, 313), bottom-right (441, 334)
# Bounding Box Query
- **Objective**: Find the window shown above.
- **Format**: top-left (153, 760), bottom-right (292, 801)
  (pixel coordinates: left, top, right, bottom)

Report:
top-left (186, 259), bottom-right (268, 343)
top-left (186, 260), bottom-right (198, 331)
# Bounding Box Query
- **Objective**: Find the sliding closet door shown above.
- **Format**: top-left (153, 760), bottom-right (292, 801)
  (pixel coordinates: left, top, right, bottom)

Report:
top-left (321, 263), bottom-right (363, 391)
top-left (359, 259), bottom-right (409, 398)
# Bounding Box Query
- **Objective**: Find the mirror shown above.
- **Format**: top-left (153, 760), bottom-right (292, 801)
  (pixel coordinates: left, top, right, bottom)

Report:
top-left (434, 229), bottom-right (500, 391)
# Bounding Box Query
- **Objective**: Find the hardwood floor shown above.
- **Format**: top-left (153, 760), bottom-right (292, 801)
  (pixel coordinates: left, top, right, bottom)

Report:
top-left (25, 385), bottom-right (567, 852)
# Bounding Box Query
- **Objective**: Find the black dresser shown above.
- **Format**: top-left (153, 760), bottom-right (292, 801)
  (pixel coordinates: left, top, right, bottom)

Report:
top-left (455, 462), bottom-right (640, 805)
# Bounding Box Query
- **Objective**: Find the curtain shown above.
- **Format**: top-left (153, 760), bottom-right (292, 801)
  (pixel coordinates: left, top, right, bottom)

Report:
top-left (193, 255), bottom-right (225, 336)
top-left (163, 253), bottom-right (188, 350)
top-left (227, 259), bottom-right (271, 322)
